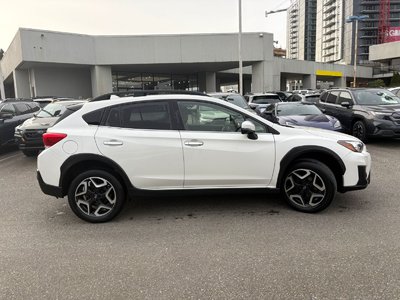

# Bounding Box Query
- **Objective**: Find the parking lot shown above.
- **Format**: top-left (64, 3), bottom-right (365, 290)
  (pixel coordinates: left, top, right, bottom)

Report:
top-left (0, 140), bottom-right (400, 299)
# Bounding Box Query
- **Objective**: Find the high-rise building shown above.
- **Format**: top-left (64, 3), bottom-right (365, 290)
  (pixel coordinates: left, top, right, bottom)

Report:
top-left (287, 0), bottom-right (317, 61)
top-left (288, 0), bottom-right (400, 65)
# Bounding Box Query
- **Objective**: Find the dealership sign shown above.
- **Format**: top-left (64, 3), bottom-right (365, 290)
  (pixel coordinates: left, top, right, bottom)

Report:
top-left (385, 27), bottom-right (400, 43)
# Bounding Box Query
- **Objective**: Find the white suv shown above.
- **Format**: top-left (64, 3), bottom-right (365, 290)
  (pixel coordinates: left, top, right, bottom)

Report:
top-left (37, 94), bottom-right (371, 222)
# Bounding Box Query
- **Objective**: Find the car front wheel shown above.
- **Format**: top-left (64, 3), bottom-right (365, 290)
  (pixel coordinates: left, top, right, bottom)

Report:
top-left (352, 120), bottom-right (367, 142)
top-left (68, 170), bottom-right (125, 223)
top-left (282, 160), bottom-right (336, 213)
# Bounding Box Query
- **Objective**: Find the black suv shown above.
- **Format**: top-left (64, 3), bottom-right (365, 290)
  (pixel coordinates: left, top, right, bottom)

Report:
top-left (318, 88), bottom-right (400, 141)
top-left (0, 99), bottom-right (41, 147)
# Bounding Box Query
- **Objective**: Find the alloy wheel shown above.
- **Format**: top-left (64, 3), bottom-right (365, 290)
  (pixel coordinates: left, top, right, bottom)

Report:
top-left (74, 177), bottom-right (117, 217)
top-left (284, 168), bottom-right (326, 208)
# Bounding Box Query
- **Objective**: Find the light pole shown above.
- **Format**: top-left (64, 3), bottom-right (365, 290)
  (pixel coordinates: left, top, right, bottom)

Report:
top-left (238, 0), bottom-right (243, 95)
top-left (346, 15), bottom-right (369, 87)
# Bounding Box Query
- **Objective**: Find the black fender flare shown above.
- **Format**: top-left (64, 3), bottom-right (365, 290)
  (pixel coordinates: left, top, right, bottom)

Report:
top-left (59, 154), bottom-right (133, 195)
top-left (276, 146), bottom-right (346, 188)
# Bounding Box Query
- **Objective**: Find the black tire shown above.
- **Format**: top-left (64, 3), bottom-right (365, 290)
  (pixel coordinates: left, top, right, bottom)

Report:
top-left (67, 170), bottom-right (125, 223)
top-left (281, 160), bottom-right (337, 213)
top-left (352, 120), bottom-right (368, 142)
top-left (22, 149), bottom-right (39, 157)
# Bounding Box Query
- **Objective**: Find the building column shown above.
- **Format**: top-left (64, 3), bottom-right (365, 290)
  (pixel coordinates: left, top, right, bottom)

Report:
top-left (198, 72), bottom-right (216, 93)
top-left (252, 61), bottom-right (280, 92)
top-left (0, 74), bottom-right (5, 100)
top-left (13, 69), bottom-right (31, 98)
top-left (334, 77), bottom-right (346, 88)
top-left (243, 78), bottom-right (251, 94)
top-left (91, 65), bottom-right (112, 98)
top-left (302, 74), bottom-right (317, 90)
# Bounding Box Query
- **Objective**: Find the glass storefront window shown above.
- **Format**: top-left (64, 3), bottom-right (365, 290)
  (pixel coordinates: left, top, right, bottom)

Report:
top-left (112, 71), bottom-right (198, 92)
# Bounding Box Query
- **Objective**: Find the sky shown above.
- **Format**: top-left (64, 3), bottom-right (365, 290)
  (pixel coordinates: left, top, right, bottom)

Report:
top-left (0, 0), bottom-right (290, 52)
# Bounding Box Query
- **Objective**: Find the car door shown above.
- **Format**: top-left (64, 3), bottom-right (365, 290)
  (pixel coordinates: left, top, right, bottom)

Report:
top-left (0, 104), bottom-right (19, 144)
top-left (95, 101), bottom-right (184, 190)
top-left (322, 91), bottom-right (340, 120)
top-left (335, 91), bottom-right (355, 131)
top-left (177, 100), bottom-right (276, 188)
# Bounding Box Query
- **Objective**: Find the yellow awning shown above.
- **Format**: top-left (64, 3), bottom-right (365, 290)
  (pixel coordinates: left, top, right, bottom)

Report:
top-left (316, 70), bottom-right (343, 77)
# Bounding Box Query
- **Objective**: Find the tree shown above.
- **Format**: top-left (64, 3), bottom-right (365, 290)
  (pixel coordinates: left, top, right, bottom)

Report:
top-left (390, 72), bottom-right (400, 87)
top-left (368, 79), bottom-right (385, 88)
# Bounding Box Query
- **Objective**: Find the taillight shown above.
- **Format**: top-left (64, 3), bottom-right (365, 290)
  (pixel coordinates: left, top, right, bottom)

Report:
top-left (43, 133), bottom-right (67, 147)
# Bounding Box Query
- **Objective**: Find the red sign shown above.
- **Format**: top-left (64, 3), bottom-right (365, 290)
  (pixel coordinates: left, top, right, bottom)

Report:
top-left (385, 27), bottom-right (400, 43)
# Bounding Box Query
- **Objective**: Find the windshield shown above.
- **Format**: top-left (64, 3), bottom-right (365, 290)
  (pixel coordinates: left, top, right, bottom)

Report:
top-left (276, 104), bottom-right (322, 116)
top-left (252, 95), bottom-right (280, 104)
top-left (36, 103), bottom-right (67, 118)
top-left (354, 90), bottom-right (400, 105)
top-left (304, 95), bottom-right (320, 103)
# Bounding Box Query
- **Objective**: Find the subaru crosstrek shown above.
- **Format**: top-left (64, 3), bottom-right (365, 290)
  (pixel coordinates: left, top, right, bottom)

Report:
top-left (37, 94), bottom-right (371, 222)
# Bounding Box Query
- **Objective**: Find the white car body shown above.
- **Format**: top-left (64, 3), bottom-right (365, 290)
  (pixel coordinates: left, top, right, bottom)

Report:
top-left (37, 94), bottom-right (371, 221)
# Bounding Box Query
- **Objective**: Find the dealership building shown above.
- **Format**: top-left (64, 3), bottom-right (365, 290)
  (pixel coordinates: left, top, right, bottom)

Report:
top-left (0, 28), bottom-right (374, 99)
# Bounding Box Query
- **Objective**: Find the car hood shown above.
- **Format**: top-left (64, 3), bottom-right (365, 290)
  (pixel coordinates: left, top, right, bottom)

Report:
top-left (278, 114), bottom-right (337, 129)
top-left (19, 116), bottom-right (58, 130)
top-left (302, 126), bottom-right (359, 141)
top-left (362, 104), bottom-right (400, 113)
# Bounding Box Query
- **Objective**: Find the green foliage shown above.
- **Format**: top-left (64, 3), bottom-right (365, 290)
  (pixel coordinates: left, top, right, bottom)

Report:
top-left (389, 72), bottom-right (400, 87)
top-left (367, 79), bottom-right (386, 88)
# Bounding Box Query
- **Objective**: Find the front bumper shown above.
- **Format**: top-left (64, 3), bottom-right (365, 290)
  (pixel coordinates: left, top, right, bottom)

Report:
top-left (369, 119), bottom-right (400, 138)
top-left (15, 130), bottom-right (45, 150)
top-left (37, 171), bottom-right (63, 198)
top-left (339, 166), bottom-right (371, 192)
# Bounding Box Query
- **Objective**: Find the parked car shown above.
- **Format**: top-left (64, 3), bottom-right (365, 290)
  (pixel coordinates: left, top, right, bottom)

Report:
top-left (244, 93), bottom-right (281, 110)
top-left (37, 94), bottom-right (371, 222)
top-left (32, 96), bottom-right (74, 108)
top-left (0, 99), bottom-right (40, 148)
top-left (258, 102), bottom-right (342, 131)
top-left (266, 91), bottom-right (292, 101)
top-left (14, 100), bottom-right (87, 156)
top-left (286, 93), bottom-right (321, 104)
top-left (317, 88), bottom-right (400, 141)
top-left (208, 92), bottom-right (254, 113)
top-left (388, 87), bottom-right (400, 97)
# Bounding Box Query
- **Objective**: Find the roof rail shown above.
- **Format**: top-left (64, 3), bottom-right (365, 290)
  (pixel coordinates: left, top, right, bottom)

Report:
top-left (91, 90), bottom-right (208, 101)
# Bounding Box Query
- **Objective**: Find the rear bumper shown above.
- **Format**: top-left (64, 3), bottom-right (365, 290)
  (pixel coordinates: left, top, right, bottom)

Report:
top-left (37, 171), bottom-right (63, 198)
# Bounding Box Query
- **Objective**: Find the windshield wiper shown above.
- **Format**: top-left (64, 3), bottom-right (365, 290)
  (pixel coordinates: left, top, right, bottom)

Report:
top-left (39, 109), bottom-right (54, 117)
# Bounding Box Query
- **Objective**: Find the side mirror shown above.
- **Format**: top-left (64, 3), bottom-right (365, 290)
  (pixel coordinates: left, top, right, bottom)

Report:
top-left (241, 120), bottom-right (258, 140)
top-left (341, 101), bottom-right (352, 108)
top-left (54, 110), bottom-right (62, 116)
top-left (249, 103), bottom-right (258, 110)
top-left (262, 111), bottom-right (274, 121)
top-left (320, 108), bottom-right (326, 113)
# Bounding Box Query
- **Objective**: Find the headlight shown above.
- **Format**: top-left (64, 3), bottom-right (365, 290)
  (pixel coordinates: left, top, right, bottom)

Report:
top-left (370, 111), bottom-right (392, 118)
top-left (285, 121), bottom-right (295, 126)
top-left (338, 140), bottom-right (364, 153)
top-left (333, 120), bottom-right (341, 128)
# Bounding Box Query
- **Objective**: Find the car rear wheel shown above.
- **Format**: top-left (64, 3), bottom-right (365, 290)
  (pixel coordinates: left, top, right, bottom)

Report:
top-left (22, 149), bottom-right (39, 157)
top-left (68, 170), bottom-right (125, 223)
top-left (352, 120), bottom-right (367, 142)
top-left (282, 160), bottom-right (336, 213)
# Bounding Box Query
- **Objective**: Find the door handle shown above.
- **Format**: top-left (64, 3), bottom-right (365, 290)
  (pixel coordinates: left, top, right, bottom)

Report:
top-left (103, 140), bottom-right (123, 146)
top-left (184, 140), bottom-right (204, 147)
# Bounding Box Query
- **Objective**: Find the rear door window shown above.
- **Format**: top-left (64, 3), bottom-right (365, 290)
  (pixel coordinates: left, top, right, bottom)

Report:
top-left (106, 101), bottom-right (172, 130)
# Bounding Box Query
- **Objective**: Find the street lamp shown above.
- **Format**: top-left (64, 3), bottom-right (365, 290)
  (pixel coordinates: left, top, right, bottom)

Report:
top-left (346, 15), bottom-right (369, 87)
top-left (238, 0), bottom-right (243, 95)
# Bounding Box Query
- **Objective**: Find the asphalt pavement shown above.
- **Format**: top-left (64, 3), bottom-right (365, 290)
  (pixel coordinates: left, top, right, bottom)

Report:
top-left (0, 140), bottom-right (400, 299)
